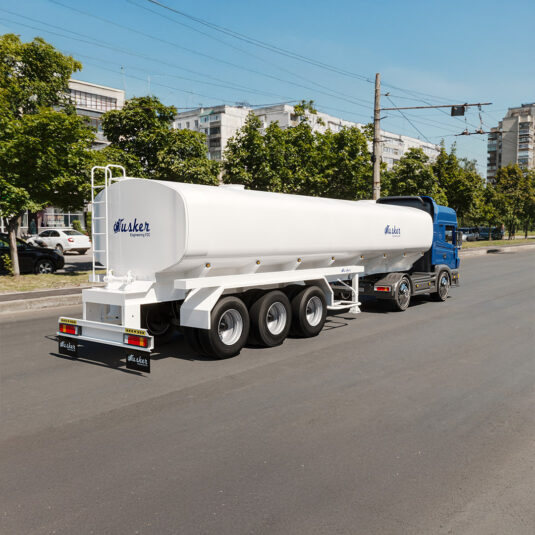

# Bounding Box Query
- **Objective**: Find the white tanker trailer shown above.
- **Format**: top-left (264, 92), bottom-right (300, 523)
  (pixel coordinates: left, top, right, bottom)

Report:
top-left (57, 165), bottom-right (460, 372)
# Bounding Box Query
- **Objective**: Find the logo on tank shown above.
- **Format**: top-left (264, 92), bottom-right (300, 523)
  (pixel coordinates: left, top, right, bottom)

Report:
top-left (113, 218), bottom-right (151, 237)
top-left (384, 225), bottom-right (401, 237)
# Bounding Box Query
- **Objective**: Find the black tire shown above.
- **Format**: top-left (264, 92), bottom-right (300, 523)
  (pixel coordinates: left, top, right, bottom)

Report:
top-left (290, 285), bottom-right (327, 338)
top-left (78, 249), bottom-right (88, 255)
top-left (430, 271), bottom-right (450, 302)
top-left (142, 303), bottom-right (175, 346)
top-left (197, 296), bottom-right (250, 359)
top-left (35, 259), bottom-right (56, 274)
top-left (391, 276), bottom-right (411, 311)
top-left (183, 327), bottom-right (206, 356)
top-left (55, 244), bottom-right (64, 254)
top-left (249, 290), bottom-right (292, 347)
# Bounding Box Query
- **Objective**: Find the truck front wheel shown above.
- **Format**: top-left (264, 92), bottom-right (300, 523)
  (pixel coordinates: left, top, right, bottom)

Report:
top-left (430, 271), bottom-right (450, 302)
top-left (198, 296), bottom-right (250, 359)
top-left (391, 276), bottom-right (411, 311)
top-left (290, 286), bottom-right (327, 337)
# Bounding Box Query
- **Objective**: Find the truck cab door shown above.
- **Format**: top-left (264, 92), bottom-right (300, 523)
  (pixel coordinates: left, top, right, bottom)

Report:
top-left (434, 224), bottom-right (456, 268)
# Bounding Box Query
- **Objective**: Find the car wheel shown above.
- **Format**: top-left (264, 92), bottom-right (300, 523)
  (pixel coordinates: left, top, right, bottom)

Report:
top-left (35, 259), bottom-right (55, 274)
top-left (55, 244), bottom-right (64, 254)
top-left (78, 249), bottom-right (88, 255)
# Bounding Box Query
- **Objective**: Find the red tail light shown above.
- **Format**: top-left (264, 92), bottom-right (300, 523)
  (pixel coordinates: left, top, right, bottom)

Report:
top-left (375, 286), bottom-right (391, 292)
top-left (68, 238), bottom-right (74, 242)
top-left (124, 334), bottom-right (148, 348)
top-left (59, 323), bottom-right (79, 335)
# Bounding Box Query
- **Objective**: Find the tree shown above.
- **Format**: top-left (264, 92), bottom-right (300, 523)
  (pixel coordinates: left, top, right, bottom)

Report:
top-left (432, 146), bottom-right (484, 223)
top-left (0, 34), bottom-right (91, 275)
top-left (382, 148), bottom-right (447, 204)
top-left (101, 96), bottom-right (219, 184)
top-left (223, 110), bottom-right (372, 199)
top-left (493, 165), bottom-right (534, 239)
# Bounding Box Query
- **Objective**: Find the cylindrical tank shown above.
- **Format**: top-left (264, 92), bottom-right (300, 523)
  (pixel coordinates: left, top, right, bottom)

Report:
top-left (93, 178), bottom-right (433, 280)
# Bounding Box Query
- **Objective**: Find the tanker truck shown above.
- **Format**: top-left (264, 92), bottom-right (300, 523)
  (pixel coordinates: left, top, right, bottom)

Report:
top-left (57, 165), bottom-right (460, 372)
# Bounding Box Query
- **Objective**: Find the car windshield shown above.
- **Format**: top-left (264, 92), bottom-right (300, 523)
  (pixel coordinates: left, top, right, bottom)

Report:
top-left (63, 230), bottom-right (84, 236)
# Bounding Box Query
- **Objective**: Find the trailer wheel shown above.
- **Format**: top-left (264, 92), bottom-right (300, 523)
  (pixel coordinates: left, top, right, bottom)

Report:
top-left (391, 276), bottom-right (411, 311)
top-left (290, 285), bottom-right (327, 338)
top-left (142, 303), bottom-right (175, 346)
top-left (198, 296), bottom-right (250, 359)
top-left (430, 271), bottom-right (450, 302)
top-left (249, 290), bottom-right (292, 347)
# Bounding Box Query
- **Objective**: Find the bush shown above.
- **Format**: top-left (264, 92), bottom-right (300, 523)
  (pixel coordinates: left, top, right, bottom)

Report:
top-left (72, 219), bottom-right (83, 233)
top-left (1, 253), bottom-right (14, 276)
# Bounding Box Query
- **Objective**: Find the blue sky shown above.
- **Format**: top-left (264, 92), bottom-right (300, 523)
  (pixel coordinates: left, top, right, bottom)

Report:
top-left (1, 0), bottom-right (534, 175)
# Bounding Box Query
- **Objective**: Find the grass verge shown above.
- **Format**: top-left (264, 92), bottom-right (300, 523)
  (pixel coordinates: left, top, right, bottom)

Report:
top-left (0, 271), bottom-right (102, 294)
top-left (462, 238), bottom-right (535, 249)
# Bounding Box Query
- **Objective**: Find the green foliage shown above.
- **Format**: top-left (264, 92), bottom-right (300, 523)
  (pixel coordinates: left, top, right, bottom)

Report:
top-left (72, 219), bottom-right (83, 233)
top-left (1, 108), bottom-right (95, 212)
top-left (493, 165), bottom-right (535, 238)
top-left (0, 34), bottom-right (91, 275)
top-left (0, 34), bottom-right (81, 118)
top-left (85, 211), bottom-right (92, 239)
top-left (382, 148), bottom-right (447, 204)
top-left (1, 253), bottom-right (14, 276)
top-left (101, 96), bottom-right (219, 184)
top-left (223, 112), bottom-right (372, 199)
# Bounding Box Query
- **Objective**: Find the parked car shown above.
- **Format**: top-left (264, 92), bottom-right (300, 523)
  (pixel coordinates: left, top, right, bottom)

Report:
top-left (477, 227), bottom-right (505, 240)
top-left (27, 228), bottom-right (91, 254)
top-left (0, 234), bottom-right (65, 274)
top-left (459, 227), bottom-right (479, 241)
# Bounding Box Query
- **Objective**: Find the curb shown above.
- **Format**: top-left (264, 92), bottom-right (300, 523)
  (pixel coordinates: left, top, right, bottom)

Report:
top-left (460, 243), bottom-right (535, 257)
top-left (0, 293), bottom-right (82, 315)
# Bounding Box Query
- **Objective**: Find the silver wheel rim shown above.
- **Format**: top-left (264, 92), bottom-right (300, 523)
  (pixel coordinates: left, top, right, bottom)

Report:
top-left (398, 280), bottom-right (410, 308)
top-left (266, 302), bottom-right (287, 335)
top-left (38, 262), bottom-right (53, 274)
top-left (439, 275), bottom-right (449, 298)
top-left (218, 309), bottom-right (243, 346)
top-left (306, 296), bottom-right (323, 326)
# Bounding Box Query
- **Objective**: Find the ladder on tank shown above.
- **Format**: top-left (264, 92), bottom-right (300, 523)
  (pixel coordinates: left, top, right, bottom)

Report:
top-left (90, 165), bottom-right (126, 283)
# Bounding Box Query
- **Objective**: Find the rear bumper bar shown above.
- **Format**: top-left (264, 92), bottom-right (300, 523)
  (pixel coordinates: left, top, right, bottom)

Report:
top-left (57, 316), bottom-right (153, 352)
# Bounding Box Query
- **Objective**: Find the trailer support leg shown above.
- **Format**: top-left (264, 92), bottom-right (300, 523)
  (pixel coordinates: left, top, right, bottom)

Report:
top-left (349, 275), bottom-right (360, 314)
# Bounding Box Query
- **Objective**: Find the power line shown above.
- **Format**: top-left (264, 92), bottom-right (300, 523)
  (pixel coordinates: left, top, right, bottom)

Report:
top-left (385, 96), bottom-right (431, 143)
top-left (123, 0), bottom-right (374, 109)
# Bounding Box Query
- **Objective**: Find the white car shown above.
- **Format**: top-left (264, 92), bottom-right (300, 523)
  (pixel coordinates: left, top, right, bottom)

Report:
top-left (28, 228), bottom-right (91, 254)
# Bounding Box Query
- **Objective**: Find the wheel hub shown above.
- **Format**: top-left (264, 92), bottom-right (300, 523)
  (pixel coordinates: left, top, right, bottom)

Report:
top-left (266, 302), bottom-right (287, 335)
top-left (306, 296), bottom-right (323, 326)
top-left (218, 309), bottom-right (243, 346)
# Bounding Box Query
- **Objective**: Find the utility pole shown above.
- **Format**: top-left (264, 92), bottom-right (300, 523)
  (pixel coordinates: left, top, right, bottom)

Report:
top-left (372, 73), bottom-right (381, 200)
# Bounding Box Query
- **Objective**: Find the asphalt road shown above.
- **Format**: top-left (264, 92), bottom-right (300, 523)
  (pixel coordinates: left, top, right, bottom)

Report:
top-left (1, 251), bottom-right (534, 535)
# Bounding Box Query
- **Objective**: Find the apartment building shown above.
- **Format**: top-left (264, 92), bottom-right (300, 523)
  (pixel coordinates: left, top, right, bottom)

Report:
top-left (487, 103), bottom-right (535, 180)
top-left (174, 103), bottom-right (440, 168)
top-left (69, 79), bottom-right (125, 150)
top-left (173, 105), bottom-right (251, 161)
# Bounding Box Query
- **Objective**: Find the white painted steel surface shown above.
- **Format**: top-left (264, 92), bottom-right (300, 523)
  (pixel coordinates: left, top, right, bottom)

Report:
top-left (94, 178), bottom-right (433, 280)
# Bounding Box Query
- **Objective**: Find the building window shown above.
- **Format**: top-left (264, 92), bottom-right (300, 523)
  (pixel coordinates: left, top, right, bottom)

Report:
top-left (186, 121), bottom-right (190, 128)
top-left (177, 123), bottom-right (182, 129)
top-left (70, 89), bottom-right (118, 112)
top-left (194, 119), bottom-right (199, 128)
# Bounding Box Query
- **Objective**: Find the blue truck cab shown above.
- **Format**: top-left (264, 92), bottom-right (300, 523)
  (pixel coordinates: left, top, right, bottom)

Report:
top-left (422, 196), bottom-right (461, 271)
top-left (352, 195), bottom-right (460, 310)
